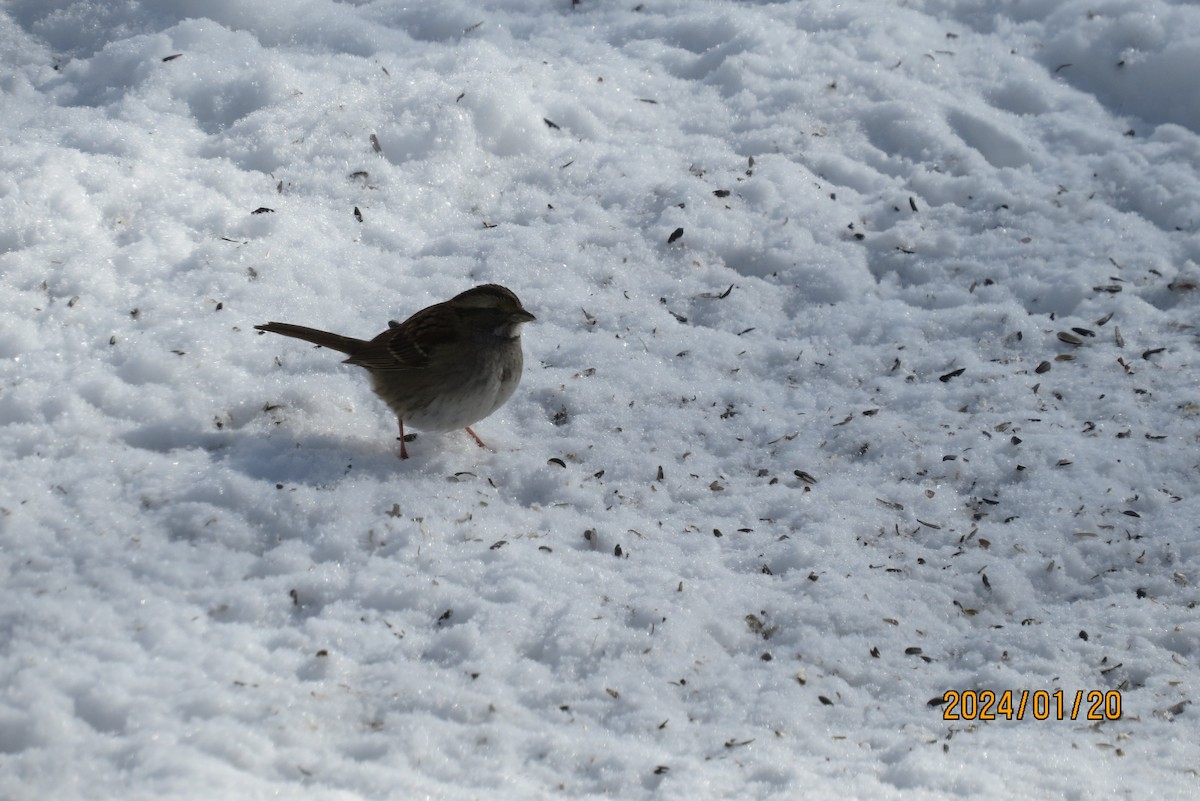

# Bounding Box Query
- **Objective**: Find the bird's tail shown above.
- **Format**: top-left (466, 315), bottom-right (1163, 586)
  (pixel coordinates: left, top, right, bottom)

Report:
top-left (254, 322), bottom-right (368, 356)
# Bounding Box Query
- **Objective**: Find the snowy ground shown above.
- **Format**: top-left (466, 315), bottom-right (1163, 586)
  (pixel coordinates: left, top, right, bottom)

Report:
top-left (2, 0), bottom-right (1199, 798)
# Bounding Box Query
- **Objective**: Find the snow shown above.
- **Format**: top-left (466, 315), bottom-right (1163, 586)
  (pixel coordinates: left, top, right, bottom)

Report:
top-left (1, 0), bottom-right (1198, 798)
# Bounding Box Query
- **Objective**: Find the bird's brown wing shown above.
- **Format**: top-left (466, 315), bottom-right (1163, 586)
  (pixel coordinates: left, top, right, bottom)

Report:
top-left (342, 302), bottom-right (463, 371)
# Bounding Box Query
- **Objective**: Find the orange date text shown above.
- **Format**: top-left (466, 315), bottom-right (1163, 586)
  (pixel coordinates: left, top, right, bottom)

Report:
top-left (941, 689), bottom-right (1122, 721)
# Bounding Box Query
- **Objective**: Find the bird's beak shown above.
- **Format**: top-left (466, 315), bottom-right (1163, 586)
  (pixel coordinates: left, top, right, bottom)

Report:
top-left (512, 309), bottom-right (536, 323)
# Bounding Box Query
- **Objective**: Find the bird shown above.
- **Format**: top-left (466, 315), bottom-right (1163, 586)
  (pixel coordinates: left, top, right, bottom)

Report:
top-left (255, 284), bottom-right (535, 459)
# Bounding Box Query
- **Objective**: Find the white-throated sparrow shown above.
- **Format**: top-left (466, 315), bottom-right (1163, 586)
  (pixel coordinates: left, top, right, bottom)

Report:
top-left (255, 284), bottom-right (534, 459)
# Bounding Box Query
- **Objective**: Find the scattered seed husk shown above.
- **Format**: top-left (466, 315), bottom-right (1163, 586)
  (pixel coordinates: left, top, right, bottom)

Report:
top-left (939, 368), bottom-right (965, 382)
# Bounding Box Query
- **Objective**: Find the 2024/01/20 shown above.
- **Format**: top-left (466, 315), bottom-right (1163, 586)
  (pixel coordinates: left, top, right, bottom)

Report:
top-left (941, 689), bottom-right (1122, 721)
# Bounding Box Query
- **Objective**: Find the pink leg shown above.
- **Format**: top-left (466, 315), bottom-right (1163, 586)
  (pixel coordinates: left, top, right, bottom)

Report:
top-left (397, 419), bottom-right (409, 460)
top-left (464, 426), bottom-right (487, 448)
